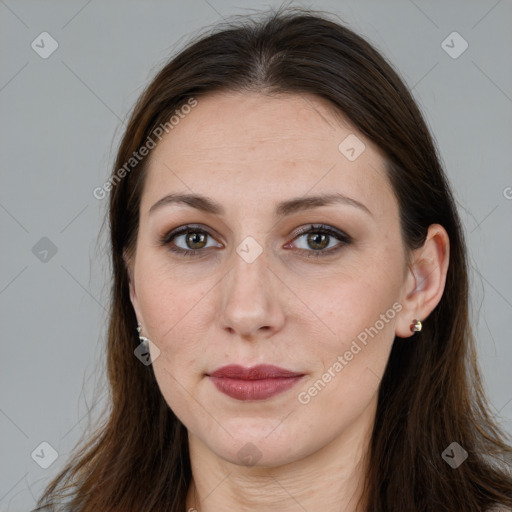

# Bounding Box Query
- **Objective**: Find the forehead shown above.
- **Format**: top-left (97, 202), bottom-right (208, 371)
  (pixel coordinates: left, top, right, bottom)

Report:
top-left (142, 91), bottom-right (396, 220)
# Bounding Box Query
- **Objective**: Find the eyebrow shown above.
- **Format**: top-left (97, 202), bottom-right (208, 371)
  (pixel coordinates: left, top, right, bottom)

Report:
top-left (148, 192), bottom-right (372, 217)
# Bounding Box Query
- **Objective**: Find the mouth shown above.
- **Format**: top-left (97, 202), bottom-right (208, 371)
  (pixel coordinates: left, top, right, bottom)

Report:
top-left (207, 364), bottom-right (305, 401)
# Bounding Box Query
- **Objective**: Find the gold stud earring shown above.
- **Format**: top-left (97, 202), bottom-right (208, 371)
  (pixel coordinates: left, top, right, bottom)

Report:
top-left (411, 319), bottom-right (422, 332)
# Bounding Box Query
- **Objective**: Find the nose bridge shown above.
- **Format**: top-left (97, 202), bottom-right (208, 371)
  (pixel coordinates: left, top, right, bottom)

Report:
top-left (219, 243), bottom-right (284, 338)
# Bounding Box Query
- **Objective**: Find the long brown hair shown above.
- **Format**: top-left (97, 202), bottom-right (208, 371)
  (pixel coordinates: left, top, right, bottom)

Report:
top-left (34, 6), bottom-right (512, 511)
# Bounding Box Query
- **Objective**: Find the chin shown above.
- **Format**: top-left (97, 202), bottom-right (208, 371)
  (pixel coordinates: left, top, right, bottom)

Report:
top-left (204, 430), bottom-right (306, 469)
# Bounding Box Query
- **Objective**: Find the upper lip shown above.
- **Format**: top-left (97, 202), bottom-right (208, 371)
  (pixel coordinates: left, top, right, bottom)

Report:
top-left (208, 364), bottom-right (304, 380)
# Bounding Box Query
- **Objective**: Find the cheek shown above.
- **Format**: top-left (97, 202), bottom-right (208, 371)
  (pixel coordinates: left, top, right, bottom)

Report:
top-left (135, 258), bottom-right (211, 362)
top-left (296, 313), bottom-right (395, 428)
top-left (295, 248), bottom-right (403, 405)
top-left (135, 256), bottom-right (209, 343)
top-left (304, 255), bottom-right (403, 349)
top-left (146, 301), bottom-right (208, 423)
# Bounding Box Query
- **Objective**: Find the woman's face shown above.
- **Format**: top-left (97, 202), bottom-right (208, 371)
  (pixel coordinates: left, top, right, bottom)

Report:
top-left (126, 91), bottom-right (414, 467)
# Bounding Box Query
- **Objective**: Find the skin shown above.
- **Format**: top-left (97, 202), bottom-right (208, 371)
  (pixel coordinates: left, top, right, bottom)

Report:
top-left (124, 91), bottom-right (450, 512)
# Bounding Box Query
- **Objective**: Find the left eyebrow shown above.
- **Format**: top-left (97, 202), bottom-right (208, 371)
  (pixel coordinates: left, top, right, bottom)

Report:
top-left (275, 192), bottom-right (372, 217)
top-left (148, 192), bottom-right (372, 218)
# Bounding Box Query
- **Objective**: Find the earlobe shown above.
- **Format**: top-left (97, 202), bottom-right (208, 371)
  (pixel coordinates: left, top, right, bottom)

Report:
top-left (395, 224), bottom-right (450, 338)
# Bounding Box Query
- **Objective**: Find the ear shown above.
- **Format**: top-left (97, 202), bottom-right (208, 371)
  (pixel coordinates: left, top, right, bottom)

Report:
top-left (395, 224), bottom-right (450, 338)
top-left (123, 248), bottom-right (143, 325)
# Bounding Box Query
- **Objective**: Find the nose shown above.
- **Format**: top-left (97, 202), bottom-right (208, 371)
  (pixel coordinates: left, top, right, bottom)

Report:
top-left (218, 248), bottom-right (285, 340)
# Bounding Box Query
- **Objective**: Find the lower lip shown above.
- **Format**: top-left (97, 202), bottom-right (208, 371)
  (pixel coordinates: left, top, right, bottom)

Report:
top-left (209, 376), bottom-right (304, 401)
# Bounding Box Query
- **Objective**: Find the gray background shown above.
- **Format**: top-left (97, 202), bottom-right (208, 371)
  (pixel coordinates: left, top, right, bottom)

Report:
top-left (1, 0), bottom-right (511, 510)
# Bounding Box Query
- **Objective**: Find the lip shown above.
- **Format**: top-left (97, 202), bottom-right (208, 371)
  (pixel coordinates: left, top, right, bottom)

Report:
top-left (207, 364), bottom-right (305, 401)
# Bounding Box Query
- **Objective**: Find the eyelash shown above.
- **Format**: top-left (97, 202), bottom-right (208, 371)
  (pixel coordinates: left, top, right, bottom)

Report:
top-left (159, 224), bottom-right (352, 259)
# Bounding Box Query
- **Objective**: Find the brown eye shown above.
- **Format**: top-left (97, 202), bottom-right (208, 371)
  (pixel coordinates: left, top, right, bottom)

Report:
top-left (161, 225), bottom-right (222, 257)
top-left (185, 232), bottom-right (208, 250)
top-left (288, 224), bottom-right (352, 258)
top-left (306, 232), bottom-right (330, 251)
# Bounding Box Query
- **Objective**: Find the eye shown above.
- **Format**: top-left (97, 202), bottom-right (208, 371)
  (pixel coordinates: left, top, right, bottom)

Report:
top-left (285, 224), bottom-right (351, 258)
top-left (160, 225), bottom-right (222, 257)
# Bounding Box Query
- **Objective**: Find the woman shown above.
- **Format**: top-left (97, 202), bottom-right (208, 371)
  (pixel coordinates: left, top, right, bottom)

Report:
top-left (34, 6), bottom-right (512, 512)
